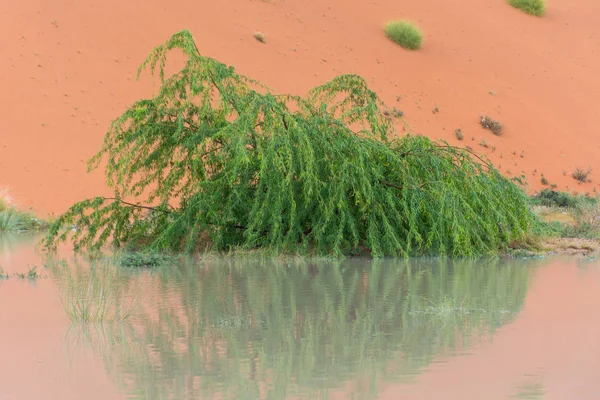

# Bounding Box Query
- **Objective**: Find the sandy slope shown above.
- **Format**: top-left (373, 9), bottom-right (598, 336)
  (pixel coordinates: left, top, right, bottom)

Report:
top-left (1, 0), bottom-right (599, 216)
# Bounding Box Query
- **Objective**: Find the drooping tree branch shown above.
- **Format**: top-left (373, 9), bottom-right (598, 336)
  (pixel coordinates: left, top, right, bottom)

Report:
top-left (43, 30), bottom-right (535, 257)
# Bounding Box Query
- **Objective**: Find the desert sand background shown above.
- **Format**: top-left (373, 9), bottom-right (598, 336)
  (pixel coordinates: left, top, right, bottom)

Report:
top-left (1, 0), bottom-right (599, 217)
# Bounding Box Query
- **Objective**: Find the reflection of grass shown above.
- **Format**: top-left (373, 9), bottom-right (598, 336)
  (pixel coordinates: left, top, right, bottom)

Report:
top-left (52, 263), bottom-right (139, 322)
top-left (0, 264), bottom-right (45, 281)
top-left (409, 295), bottom-right (513, 318)
top-left (512, 380), bottom-right (545, 399)
top-left (15, 265), bottom-right (42, 280)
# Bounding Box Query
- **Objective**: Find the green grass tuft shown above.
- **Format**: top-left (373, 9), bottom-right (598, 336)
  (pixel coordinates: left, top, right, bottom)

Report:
top-left (507, 0), bottom-right (546, 16)
top-left (384, 20), bottom-right (423, 50)
top-left (0, 198), bottom-right (47, 233)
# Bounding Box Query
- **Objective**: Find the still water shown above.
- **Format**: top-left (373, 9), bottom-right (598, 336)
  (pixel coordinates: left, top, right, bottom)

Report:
top-left (1, 234), bottom-right (599, 400)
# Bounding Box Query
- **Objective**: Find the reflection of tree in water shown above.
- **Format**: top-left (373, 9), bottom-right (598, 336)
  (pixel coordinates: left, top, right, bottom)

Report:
top-left (61, 257), bottom-right (539, 400)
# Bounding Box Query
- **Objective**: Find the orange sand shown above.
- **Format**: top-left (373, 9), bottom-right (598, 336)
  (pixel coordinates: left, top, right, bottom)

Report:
top-left (1, 0), bottom-right (599, 217)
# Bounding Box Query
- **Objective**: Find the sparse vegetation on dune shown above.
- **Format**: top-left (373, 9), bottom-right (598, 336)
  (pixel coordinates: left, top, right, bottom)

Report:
top-left (571, 168), bottom-right (592, 183)
top-left (43, 30), bottom-right (535, 258)
top-left (507, 0), bottom-right (546, 16)
top-left (383, 20), bottom-right (423, 50)
top-left (252, 32), bottom-right (266, 43)
top-left (480, 115), bottom-right (504, 135)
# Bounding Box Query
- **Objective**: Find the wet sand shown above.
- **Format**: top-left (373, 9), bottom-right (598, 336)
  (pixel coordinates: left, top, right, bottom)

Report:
top-left (1, 0), bottom-right (600, 217)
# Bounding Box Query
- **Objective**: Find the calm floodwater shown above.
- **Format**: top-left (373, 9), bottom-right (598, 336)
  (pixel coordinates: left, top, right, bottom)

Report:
top-left (1, 234), bottom-right (599, 400)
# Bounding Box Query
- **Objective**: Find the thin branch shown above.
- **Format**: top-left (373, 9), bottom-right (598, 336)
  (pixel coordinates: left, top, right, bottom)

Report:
top-left (282, 115), bottom-right (289, 130)
top-left (102, 197), bottom-right (173, 214)
top-left (435, 144), bottom-right (493, 169)
top-left (164, 111), bottom-right (199, 131)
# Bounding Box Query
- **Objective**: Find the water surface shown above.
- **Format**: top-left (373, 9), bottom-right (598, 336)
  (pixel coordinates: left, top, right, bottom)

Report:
top-left (1, 234), bottom-right (599, 399)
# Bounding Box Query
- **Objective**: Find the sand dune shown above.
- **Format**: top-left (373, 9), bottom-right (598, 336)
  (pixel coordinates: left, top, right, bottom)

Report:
top-left (2, 0), bottom-right (599, 216)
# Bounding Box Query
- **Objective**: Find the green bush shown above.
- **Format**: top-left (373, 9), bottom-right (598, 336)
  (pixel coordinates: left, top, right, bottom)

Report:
top-left (43, 30), bottom-right (535, 257)
top-left (507, 0), bottom-right (546, 16)
top-left (384, 20), bottom-right (423, 50)
top-left (530, 189), bottom-right (595, 209)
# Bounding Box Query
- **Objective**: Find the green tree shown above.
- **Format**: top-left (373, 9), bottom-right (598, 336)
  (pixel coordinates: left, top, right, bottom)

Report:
top-left (44, 30), bottom-right (533, 257)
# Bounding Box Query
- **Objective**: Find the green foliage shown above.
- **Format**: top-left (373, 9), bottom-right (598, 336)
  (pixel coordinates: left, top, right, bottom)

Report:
top-left (529, 190), bottom-right (600, 239)
top-left (44, 30), bottom-right (534, 257)
top-left (384, 20), bottom-right (423, 50)
top-left (507, 0), bottom-right (546, 16)
top-left (117, 252), bottom-right (169, 268)
top-left (529, 189), bottom-right (593, 209)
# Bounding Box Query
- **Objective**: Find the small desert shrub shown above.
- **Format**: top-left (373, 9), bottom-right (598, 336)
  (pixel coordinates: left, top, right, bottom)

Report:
top-left (384, 20), bottom-right (423, 50)
top-left (480, 115), bottom-right (503, 135)
top-left (572, 168), bottom-right (591, 183)
top-left (530, 189), bottom-right (579, 208)
top-left (253, 32), bottom-right (266, 43)
top-left (540, 176), bottom-right (548, 185)
top-left (507, 0), bottom-right (546, 16)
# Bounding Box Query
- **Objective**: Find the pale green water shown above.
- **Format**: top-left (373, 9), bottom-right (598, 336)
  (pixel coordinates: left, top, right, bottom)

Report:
top-left (1, 234), bottom-right (600, 400)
